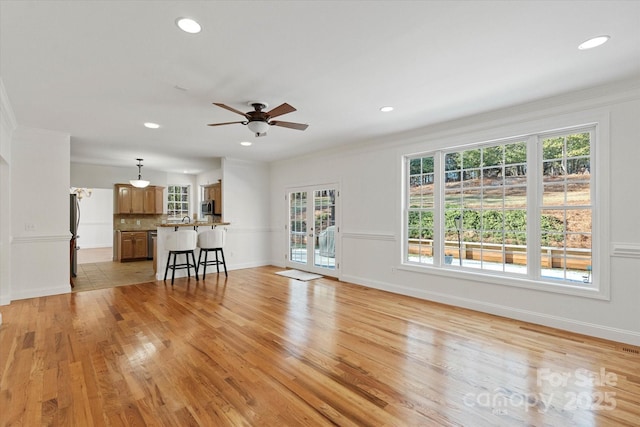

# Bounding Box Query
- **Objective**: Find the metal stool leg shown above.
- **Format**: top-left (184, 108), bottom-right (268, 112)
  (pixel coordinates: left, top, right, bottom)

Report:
top-left (185, 252), bottom-right (191, 278)
top-left (171, 252), bottom-right (177, 286)
top-left (164, 251), bottom-right (172, 281)
top-left (191, 251), bottom-right (199, 280)
top-left (219, 248), bottom-right (227, 277)
top-left (202, 249), bottom-right (209, 279)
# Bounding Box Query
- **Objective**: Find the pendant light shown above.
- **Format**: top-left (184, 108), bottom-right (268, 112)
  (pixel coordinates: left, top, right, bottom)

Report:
top-left (130, 158), bottom-right (150, 188)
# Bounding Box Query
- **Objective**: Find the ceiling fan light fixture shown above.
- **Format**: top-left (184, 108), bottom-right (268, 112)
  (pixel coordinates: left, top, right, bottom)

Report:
top-left (175, 17), bottom-right (201, 34)
top-left (130, 158), bottom-right (150, 188)
top-left (247, 120), bottom-right (270, 135)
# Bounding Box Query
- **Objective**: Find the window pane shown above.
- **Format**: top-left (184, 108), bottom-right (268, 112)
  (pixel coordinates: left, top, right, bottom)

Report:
top-left (505, 142), bottom-right (527, 164)
top-left (483, 168), bottom-right (503, 186)
top-left (463, 149), bottom-right (481, 168)
top-left (484, 146), bottom-right (503, 166)
top-left (543, 137), bottom-right (564, 160)
top-left (422, 157), bottom-right (434, 174)
top-left (445, 152), bottom-right (460, 171)
top-left (410, 158), bottom-right (421, 175)
top-left (464, 188), bottom-right (482, 209)
top-left (463, 169), bottom-right (480, 186)
top-left (504, 186), bottom-right (527, 209)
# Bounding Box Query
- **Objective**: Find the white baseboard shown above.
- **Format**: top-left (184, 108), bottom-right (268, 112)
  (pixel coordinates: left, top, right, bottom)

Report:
top-left (228, 260), bottom-right (272, 271)
top-left (341, 273), bottom-right (640, 347)
top-left (11, 284), bottom-right (71, 301)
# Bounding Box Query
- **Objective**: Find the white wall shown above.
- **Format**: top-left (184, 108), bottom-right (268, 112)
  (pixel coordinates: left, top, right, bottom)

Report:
top-left (0, 78), bottom-right (16, 307)
top-left (77, 188), bottom-right (113, 248)
top-left (222, 158), bottom-right (271, 270)
top-left (71, 162), bottom-right (168, 190)
top-left (11, 127), bottom-right (71, 300)
top-left (269, 79), bottom-right (640, 346)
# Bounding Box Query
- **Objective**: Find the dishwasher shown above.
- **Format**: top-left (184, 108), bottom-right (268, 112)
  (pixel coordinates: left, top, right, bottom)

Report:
top-left (147, 230), bottom-right (157, 259)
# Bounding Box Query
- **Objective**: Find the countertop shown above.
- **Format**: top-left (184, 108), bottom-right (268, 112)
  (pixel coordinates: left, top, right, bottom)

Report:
top-left (156, 222), bottom-right (230, 228)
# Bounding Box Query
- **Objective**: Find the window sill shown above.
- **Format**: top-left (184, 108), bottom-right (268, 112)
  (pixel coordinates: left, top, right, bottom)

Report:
top-left (398, 262), bottom-right (609, 301)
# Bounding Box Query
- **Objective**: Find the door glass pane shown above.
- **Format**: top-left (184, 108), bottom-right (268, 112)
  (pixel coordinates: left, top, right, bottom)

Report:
top-left (289, 191), bottom-right (307, 264)
top-left (314, 189), bottom-right (336, 269)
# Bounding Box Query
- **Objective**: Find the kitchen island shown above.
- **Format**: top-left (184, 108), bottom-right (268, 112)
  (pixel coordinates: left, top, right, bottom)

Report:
top-left (155, 222), bottom-right (230, 281)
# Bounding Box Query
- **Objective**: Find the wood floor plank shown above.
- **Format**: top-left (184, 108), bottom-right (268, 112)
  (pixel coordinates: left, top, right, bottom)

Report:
top-left (1, 265), bottom-right (639, 426)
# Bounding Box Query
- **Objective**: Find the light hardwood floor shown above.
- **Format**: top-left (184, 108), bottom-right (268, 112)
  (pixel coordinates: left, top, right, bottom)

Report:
top-left (1, 266), bottom-right (638, 426)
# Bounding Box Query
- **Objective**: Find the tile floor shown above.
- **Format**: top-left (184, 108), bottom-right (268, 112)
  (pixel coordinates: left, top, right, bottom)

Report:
top-left (73, 247), bottom-right (157, 292)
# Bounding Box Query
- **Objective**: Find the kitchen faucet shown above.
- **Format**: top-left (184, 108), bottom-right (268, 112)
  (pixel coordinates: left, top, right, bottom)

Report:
top-left (182, 215), bottom-right (191, 223)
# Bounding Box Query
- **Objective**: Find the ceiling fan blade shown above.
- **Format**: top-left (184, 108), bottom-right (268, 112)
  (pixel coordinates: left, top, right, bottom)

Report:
top-left (266, 103), bottom-right (296, 119)
top-left (270, 120), bottom-right (309, 131)
top-left (213, 103), bottom-right (249, 118)
top-left (207, 121), bottom-right (246, 127)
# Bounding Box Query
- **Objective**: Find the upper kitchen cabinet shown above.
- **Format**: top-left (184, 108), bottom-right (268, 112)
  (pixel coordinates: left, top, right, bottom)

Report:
top-left (114, 184), bottom-right (164, 214)
top-left (204, 181), bottom-right (222, 215)
top-left (154, 186), bottom-right (164, 214)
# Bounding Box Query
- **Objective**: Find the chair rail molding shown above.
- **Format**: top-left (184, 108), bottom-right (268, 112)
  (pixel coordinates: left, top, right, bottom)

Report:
top-left (342, 231), bottom-right (396, 242)
top-left (611, 243), bottom-right (640, 259)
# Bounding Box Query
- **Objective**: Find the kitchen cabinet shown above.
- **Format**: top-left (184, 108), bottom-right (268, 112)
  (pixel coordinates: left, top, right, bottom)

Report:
top-left (114, 184), bottom-right (164, 214)
top-left (116, 185), bottom-right (132, 214)
top-left (117, 231), bottom-right (148, 261)
top-left (131, 187), bottom-right (144, 213)
top-left (154, 186), bottom-right (164, 214)
top-left (204, 181), bottom-right (222, 216)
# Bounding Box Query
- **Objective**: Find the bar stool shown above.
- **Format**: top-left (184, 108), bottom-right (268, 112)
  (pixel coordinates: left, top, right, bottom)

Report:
top-left (197, 227), bottom-right (227, 278)
top-left (164, 230), bottom-right (199, 285)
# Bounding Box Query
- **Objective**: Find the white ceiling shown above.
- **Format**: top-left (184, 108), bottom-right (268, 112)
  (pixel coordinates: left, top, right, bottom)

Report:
top-left (1, 1), bottom-right (639, 174)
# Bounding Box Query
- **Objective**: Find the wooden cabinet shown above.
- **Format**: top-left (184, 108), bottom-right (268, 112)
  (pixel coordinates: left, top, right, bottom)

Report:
top-left (116, 185), bottom-right (133, 214)
top-left (131, 187), bottom-right (144, 213)
top-left (117, 231), bottom-right (148, 261)
top-left (204, 181), bottom-right (222, 216)
top-left (143, 187), bottom-right (155, 214)
top-left (114, 184), bottom-right (164, 214)
top-left (154, 187), bottom-right (164, 214)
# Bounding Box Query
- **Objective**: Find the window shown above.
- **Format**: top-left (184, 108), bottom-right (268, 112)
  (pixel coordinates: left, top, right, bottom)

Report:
top-left (408, 156), bottom-right (435, 264)
top-left (540, 132), bottom-right (592, 283)
top-left (405, 127), bottom-right (595, 289)
top-left (167, 185), bottom-right (189, 218)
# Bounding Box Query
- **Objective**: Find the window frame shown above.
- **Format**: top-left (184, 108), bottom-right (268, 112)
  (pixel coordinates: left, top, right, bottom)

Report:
top-left (400, 112), bottom-right (610, 300)
top-left (167, 185), bottom-right (190, 219)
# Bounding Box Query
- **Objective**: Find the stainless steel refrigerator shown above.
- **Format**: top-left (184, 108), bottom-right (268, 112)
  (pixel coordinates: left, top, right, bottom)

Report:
top-left (70, 193), bottom-right (79, 278)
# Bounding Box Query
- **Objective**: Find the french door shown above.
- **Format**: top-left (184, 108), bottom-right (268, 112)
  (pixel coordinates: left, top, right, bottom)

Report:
top-left (286, 185), bottom-right (339, 276)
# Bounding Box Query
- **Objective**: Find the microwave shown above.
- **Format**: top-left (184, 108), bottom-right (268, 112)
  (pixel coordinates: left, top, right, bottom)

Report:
top-left (201, 200), bottom-right (214, 216)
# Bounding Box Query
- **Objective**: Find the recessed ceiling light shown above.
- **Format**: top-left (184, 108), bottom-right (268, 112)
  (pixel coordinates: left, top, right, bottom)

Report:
top-left (144, 122), bottom-right (160, 129)
top-left (380, 106), bottom-right (394, 112)
top-left (578, 35), bottom-right (610, 50)
top-left (240, 141), bottom-right (252, 146)
top-left (175, 17), bottom-right (201, 34)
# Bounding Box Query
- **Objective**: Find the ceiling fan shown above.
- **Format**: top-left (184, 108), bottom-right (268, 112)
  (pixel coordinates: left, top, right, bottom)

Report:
top-left (208, 101), bottom-right (309, 137)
